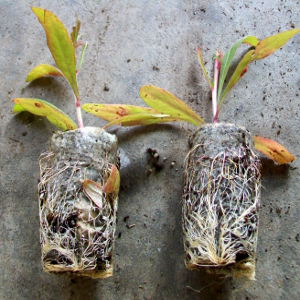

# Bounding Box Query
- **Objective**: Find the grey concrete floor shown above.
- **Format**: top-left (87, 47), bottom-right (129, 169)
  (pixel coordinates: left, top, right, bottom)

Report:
top-left (1, 0), bottom-right (300, 299)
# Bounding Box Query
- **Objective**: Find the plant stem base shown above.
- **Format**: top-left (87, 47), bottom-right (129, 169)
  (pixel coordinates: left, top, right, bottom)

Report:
top-left (182, 123), bottom-right (261, 280)
top-left (38, 127), bottom-right (118, 278)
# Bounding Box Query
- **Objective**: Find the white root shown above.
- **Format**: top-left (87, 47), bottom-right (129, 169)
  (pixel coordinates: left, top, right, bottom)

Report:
top-left (182, 124), bottom-right (261, 280)
top-left (38, 128), bottom-right (118, 278)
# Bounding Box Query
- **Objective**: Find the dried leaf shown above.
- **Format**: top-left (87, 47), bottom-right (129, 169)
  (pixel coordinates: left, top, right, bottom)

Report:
top-left (103, 164), bottom-right (120, 197)
top-left (12, 98), bottom-right (77, 131)
top-left (26, 64), bottom-right (64, 82)
top-left (83, 180), bottom-right (103, 209)
top-left (253, 136), bottom-right (295, 164)
top-left (139, 85), bottom-right (204, 126)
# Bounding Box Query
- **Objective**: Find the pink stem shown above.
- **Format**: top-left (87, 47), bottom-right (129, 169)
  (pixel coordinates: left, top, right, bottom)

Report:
top-left (75, 95), bottom-right (84, 128)
top-left (212, 52), bottom-right (221, 123)
top-left (75, 71), bottom-right (84, 128)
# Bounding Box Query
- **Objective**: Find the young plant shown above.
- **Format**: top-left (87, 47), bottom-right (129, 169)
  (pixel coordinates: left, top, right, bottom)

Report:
top-left (12, 8), bottom-right (119, 279)
top-left (13, 7), bottom-right (87, 130)
top-left (82, 28), bottom-right (299, 280)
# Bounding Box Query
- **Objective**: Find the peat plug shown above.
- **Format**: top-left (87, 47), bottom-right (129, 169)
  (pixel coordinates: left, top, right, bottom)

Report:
top-left (183, 124), bottom-right (260, 279)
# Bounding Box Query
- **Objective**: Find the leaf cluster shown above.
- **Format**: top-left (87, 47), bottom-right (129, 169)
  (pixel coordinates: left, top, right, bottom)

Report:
top-left (12, 8), bottom-right (297, 164)
top-left (81, 30), bottom-right (299, 164)
top-left (13, 7), bottom-right (87, 130)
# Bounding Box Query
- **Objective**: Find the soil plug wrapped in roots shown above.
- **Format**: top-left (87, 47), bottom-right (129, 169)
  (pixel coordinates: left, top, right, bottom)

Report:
top-left (183, 124), bottom-right (260, 280)
top-left (39, 127), bottom-right (118, 278)
top-left (86, 29), bottom-right (299, 280)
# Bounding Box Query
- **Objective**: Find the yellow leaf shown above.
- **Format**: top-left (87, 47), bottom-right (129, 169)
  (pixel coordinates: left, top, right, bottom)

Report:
top-left (82, 103), bottom-right (177, 127)
top-left (26, 64), bottom-right (64, 82)
top-left (31, 7), bottom-right (45, 28)
top-left (253, 136), bottom-right (295, 164)
top-left (103, 113), bottom-right (174, 128)
top-left (12, 98), bottom-right (76, 131)
top-left (253, 28), bottom-right (300, 60)
top-left (139, 85), bottom-right (204, 126)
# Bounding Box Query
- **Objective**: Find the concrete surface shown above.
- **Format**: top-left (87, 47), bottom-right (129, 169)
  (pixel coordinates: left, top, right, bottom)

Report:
top-left (1, 0), bottom-right (300, 299)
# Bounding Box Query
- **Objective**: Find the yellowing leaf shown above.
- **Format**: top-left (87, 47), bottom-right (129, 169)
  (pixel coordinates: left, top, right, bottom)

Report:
top-left (219, 29), bottom-right (300, 107)
top-left (44, 10), bottom-right (79, 99)
top-left (26, 64), bottom-right (64, 82)
top-left (242, 36), bottom-right (259, 47)
top-left (197, 46), bottom-right (212, 90)
top-left (139, 85), bottom-right (204, 126)
top-left (103, 165), bottom-right (120, 197)
top-left (253, 136), bottom-right (295, 165)
top-left (82, 103), bottom-right (177, 127)
top-left (31, 7), bottom-right (45, 28)
top-left (103, 113), bottom-right (174, 128)
top-left (12, 98), bottom-right (77, 131)
top-left (82, 103), bottom-right (158, 120)
top-left (252, 28), bottom-right (300, 60)
top-left (83, 180), bottom-right (103, 209)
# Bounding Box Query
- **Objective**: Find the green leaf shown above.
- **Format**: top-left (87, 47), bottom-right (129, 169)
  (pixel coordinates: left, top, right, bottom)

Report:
top-left (82, 103), bottom-right (177, 127)
top-left (218, 49), bottom-right (255, 109)
top-left (26, 64), bottom-right (64, 82)
top-left (70, 13), bottom-right (81, 48)
top-left (139, 85), bottom-right (205, 126)
top-left (217, 36), bottom-right (258, 102)
top-left (196, 46), bottom-right (212, 90)
top-left (77, 42), bottom-right (88, 71)
top-left (31, 7), bottom-right (45, 28)
top-left (253, 136), bottom-right (295, 164)
top-left (252, 28), bottom-right (300, 60)
top-left (12, 98), bottom-right (77, 131)
top-left (13, 104), bottom-right (26, 113)
top-left (219, 29), bottom-right (300, 109)
top-left (43, 10), bottom-right (79, 99)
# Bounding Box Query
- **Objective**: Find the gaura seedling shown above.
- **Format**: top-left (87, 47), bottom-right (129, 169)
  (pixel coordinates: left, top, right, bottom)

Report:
top-left (82, 28), bottom-right (300, 164)
top-left (12, 7), bottom-right (88, 130)
top-left (12, 7), bottom-right (119, 213)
